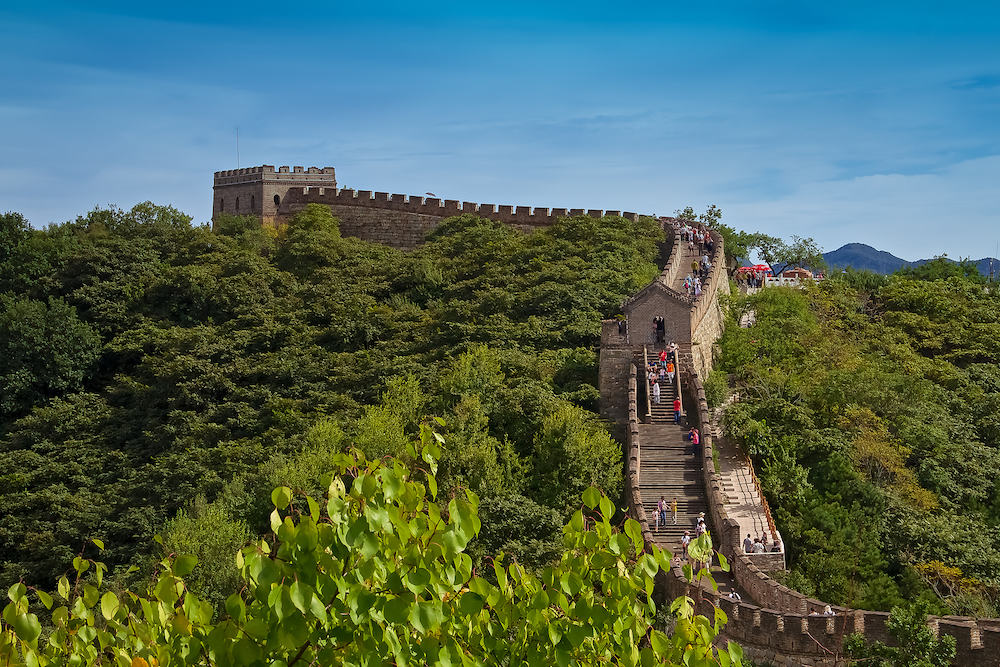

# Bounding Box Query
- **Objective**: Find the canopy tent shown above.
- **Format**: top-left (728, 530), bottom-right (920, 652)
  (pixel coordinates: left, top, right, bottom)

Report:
top-left (736, 264), bottom-right (774, 275)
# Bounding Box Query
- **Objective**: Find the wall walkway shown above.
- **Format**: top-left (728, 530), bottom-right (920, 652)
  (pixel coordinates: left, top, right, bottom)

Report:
top-left (604, 228), bottom-right (1000, 666)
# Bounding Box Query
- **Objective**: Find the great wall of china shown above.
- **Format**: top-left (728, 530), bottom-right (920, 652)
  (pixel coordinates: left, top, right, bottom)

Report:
top-left (219, 166), bottom-right (1000, 665)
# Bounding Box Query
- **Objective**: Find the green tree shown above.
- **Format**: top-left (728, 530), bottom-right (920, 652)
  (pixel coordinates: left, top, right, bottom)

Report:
top-left (530, 404), bottom-right (623, 514)
top-left (161, 498), bottom-right (251, 613)
top-left (844, 602), bottom-right (956, 666)
top-left (0, 296), bottom-right (101, 417)
top-left (0, 438), bottom-right (743, 666)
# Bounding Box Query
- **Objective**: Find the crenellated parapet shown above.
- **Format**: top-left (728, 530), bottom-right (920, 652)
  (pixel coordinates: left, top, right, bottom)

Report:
top-left (605, 226), bottom-right (1000, 665)
top-left (277, 185), bottom-right (641, 228)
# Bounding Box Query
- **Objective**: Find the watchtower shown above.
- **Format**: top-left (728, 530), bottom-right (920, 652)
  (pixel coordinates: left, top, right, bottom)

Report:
top-left (212, 165), bottom-right (336, 227)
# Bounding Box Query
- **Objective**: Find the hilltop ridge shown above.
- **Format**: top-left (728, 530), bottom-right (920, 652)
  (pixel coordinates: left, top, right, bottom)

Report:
top-left (824, 242), bottom-right (999, 276)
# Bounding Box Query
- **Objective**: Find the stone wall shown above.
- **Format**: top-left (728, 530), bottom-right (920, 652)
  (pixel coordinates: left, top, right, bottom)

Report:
top-left (277, 186), bottom-right (644, 250)
top-left (212, 165), bottom-right (337, 223)
top-left (685, 370), bottom-right (1000, 666)
top-left (690, 230), bottom-right (728, 379)
top-left (598, 321), bottom-right (634, 443)
top-left (609, 230), bottom-right (1000, 665)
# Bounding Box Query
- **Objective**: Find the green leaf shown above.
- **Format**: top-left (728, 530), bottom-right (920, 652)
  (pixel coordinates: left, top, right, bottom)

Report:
top-left (12, 612), bottom-right (41, 644)
top-left (599, 496), bottom-right (614, 521)
top-left (57, 576), bottom-right (69, 601)
top-left (34, 589), bottom-right (52, 610)
top-left (173, 554), bottom-right (198, 577)
top-left (290, 580), bottom-right (311, 614)
top-left (582, 486), bottom-right (601, 510)
top-left (727, 641), bottom-right (743, 663)
top-left (271, 486), bottom-right (293, 510)
top-left (91, 538), bottom-right (104, 551)
top-left (225, 593), bottom-right (246, 622)
top-left (409, 600), bottom-right (444, 634)
top-left (384, 596), bottom-right (410, 624)
top-left (624, 518), bottom-right (644, 555)
top-left (7, 583), bottom-right (26, 602)
top-left (100, 592), bottom-right (119, 620)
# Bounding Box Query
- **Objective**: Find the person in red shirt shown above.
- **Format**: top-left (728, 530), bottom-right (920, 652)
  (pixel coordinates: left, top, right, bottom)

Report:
top-left (673, 397), bottom-right (681, 424)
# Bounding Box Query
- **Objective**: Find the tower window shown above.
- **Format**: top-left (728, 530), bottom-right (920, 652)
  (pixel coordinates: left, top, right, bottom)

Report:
top-left (236, 196), bottom-right (240, 211)
top-left (251, 195), bottom-right (255, 211)
top-left (274, 194), bottom-right (281, 207)
top-left (220, 198), bottom-right (224, 211)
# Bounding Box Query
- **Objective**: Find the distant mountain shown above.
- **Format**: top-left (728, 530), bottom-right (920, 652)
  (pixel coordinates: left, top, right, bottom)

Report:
top-left (823, 243), bottom-right (1000, 277)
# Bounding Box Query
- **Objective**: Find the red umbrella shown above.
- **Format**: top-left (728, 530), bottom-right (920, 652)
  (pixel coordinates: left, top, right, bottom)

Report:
top-left (750, 264), bottom-right (773, 274)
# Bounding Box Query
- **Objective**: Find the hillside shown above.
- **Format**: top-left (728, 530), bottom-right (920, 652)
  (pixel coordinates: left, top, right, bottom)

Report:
top-left (0, 203), bottom-right (662, 597)
top-left (823, 242), bottom-right (999, 276)
top-left (718, 275), bottom-right (1000, 616)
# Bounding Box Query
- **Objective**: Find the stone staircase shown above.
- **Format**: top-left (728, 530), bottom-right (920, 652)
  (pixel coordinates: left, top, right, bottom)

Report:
top-left (635, 349), bottom-right (741, 596)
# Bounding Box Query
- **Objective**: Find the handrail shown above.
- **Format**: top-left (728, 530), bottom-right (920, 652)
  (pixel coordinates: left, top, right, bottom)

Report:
top-left (745, 455), bottom-right (779, 545)
top-left (674, 352), bottom-right (683, 420)
top-left (642, 346), bottom-right (652, 421)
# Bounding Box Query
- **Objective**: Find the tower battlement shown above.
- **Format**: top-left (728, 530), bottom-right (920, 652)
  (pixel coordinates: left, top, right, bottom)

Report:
top-left (212, 165), bottom-right (336, 219)
top-left (211, 163), bottom-right (647, 249)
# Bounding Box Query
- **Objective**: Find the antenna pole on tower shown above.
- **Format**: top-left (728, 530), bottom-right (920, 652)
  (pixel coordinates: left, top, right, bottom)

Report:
top-left (236, 127), bottom-right (240, 168)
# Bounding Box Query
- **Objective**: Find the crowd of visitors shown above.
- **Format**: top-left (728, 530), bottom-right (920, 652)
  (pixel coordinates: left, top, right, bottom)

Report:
top-left (671, 220), bottom-right (715, 257)
top-left (646, 342), bottom-right (678, 408)
top-left (743, 532), bottom-right (782, 553)
top-left (735, 269), bottom-right (768, 289)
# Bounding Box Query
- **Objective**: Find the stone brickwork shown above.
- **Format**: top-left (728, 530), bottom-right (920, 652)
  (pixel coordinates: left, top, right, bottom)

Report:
top-left (604, 229), bottom-right (1000, 665)
top-left (213, 165), bottom-right (647, 249)
top-left (598, 321), bottom-right (635, 444)
top-left (213, 166), bottom-right (337, 225)
top-left (277, 186), bottom-right (643, 250)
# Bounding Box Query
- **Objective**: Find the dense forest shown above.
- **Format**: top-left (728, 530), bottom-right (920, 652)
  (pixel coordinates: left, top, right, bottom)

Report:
top-left (0, 203), bottom-right (663, 607)
top-left (717, 266), bottom-right (1000, 616)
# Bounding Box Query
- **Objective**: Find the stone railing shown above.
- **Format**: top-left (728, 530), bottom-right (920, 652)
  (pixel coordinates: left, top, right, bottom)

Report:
top-left (614, 227), bottom-right (1000, 664)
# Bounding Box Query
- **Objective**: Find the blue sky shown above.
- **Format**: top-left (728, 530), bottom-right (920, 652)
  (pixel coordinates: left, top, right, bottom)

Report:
top-left (1, 1), bottom-right (998, 259)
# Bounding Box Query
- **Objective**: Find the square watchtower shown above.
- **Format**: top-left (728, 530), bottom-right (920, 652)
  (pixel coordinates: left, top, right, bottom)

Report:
top-left (212, 165), bottom-right (336, 227)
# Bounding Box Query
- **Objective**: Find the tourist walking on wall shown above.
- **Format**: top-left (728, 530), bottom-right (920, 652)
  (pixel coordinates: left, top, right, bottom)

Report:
top-left (673, 397), bottom-right (681, 423)
top-left (744, 533), bottom-right (753, 553)
top-left (671, 497), bottom-right (678, 524)
top-left (652, 381), bottom-right (661, 404)
top-left (657, 496), bottom-right (667, 531)
top-left (690, 427), bottom-right (700, 455)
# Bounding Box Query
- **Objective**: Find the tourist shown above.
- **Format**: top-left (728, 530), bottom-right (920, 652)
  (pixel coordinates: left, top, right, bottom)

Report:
top-left (673, 396), bottom-right (682, 423)
top-left (690, 427), bottom-right (700, 455)
top-left (652, 381), bottom-right (661, 404)
top-left (761, 533), bottom-right (770, 550)
top-left (771, 538), bottom-right (782, 553)
top-left (680, 531), bottom-right (691, 555)
top-left (752, 539), bottom-right (765, 554)
top-left (659, 348), bottom-right (667, 364)
top-left (657, 496), bottom-right (667, 532)
top-left (727, 590), bottom-right (742, 601)
top-left (743, 533), bottom-right (753, 553)
top-left (671, 497), bottom-right (678, 524)
top-left (823, 605), bottom-right (835, 616)
top-left (665, 360), bottom-right (675, 384)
